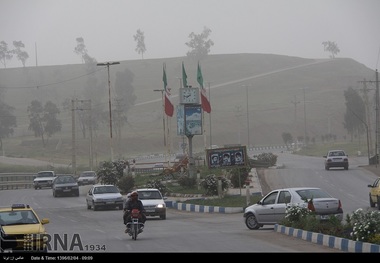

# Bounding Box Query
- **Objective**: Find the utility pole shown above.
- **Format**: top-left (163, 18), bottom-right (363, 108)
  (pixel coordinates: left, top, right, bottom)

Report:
top-left (291, 95), bottom-right (300, 146)
top-left (96, 61), bottom-right (120, 161)
top-left (359, 69), bottom-right (379, 164)
top-left (303, 87), bottom-right (307, 146)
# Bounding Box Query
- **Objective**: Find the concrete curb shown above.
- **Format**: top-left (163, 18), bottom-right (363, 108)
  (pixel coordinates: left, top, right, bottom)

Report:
top-left (165, 200), bottom-right (243, 213)
top-left (274, 224), bottom-right (380, 253)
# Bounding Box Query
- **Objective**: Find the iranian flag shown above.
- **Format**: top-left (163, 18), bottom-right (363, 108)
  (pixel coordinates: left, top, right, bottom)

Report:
top-left (197, 62), bottom-right (211, 113)
top-left (163, 63), bottom-right (174, 117)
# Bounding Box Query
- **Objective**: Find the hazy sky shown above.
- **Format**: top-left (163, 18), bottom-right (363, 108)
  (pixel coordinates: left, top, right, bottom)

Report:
top-left (1, 0), bottom-right (380, 69)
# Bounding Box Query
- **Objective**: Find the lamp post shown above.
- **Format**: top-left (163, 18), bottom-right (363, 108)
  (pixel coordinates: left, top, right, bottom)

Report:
top-left (246, 85), bottom-right (250, 148)
top-left (97, 61), bottom-right (120, 161)
top-left (303, 87), bottom-right (307, 146)
top-left (153, 89), bottom-right (166, 147)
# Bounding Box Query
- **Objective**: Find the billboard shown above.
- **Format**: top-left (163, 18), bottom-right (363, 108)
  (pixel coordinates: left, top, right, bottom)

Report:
top-left (177, 104), bottom-right (202, 136)
top-left (206, 146), bottom-right (248, 168)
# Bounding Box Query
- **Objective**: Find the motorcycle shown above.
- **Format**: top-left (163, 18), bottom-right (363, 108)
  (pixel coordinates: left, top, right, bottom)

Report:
top-left (126, 209), bottom-right (144, 240)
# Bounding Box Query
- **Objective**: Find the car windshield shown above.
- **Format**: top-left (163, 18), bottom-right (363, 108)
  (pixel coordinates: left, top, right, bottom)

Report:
top-left (81, 172), bottom-right (95, 177)
top-left (37, 172), bottom-right (53, 177)
top-left (137, 191), bottom-right (162, 200)
top-left (296, 188), bottom-right (331, 200)
top-left (93, 186), bottom-right (119, 194)
top-left (0, 210), bottom-right (38, 226)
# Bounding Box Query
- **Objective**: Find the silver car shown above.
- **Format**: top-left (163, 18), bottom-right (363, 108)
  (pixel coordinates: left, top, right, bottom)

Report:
top-left (86, 185), bottom-right (124, 211)
top-left (243, 187), bottom-right (343, 230)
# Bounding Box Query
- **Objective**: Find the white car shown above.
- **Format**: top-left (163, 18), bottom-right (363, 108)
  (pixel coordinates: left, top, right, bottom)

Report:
top-left (33, 171), bottom-right (56, 189)
top-left (77, 171), bottom-right (97, 186)
top-left (243, 187), bottom-right (343, 230)
top-left (86, 185), bottom-right (124, 211)
top-left (323, 150), bottom-right (349, 170)
top-left (136, 188), bottom-right (167, 220)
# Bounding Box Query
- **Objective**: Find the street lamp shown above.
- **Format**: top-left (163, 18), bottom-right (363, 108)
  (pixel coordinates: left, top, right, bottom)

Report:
top-left (303, 87), bottom-right (307, 146)
top-left (97, 61), bottom-right (120, 161)
top-left (153, 89), bottom-right (166, 147)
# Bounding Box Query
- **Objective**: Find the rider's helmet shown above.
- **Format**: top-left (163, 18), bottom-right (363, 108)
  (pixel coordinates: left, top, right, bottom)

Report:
top-left (130, 191), bottom-right (138, 199)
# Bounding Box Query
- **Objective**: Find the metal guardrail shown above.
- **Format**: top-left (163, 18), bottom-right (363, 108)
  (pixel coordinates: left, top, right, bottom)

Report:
top-left (0, 173), bottom-right (34, 190)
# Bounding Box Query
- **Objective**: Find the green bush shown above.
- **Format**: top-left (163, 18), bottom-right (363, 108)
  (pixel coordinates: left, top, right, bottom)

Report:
top-left (177, 175), bottom-right (197, 188)
top-left (229, 168), bottom-right (249, 188)
top-left (200, 174), bottom-right (230, 196)
top-left (117, 175), bottom-right (135, 194)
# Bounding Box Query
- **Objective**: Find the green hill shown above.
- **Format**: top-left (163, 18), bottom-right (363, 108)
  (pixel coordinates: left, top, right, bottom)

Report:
top-left (0, 53), bottom-right (376, 167)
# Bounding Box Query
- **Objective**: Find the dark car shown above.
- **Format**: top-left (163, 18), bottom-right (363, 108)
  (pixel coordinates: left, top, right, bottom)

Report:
top-left (52, 175), bottom-right (79, 197)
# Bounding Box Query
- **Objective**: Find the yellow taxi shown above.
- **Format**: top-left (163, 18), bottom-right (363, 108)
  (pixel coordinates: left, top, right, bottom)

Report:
top-left (0, 204), bottom-right (50, 252)
top-left (368, 177), bottom-right (380, 210)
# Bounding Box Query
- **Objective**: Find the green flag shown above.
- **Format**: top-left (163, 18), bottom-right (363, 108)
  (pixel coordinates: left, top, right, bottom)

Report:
top-left (182, 62), bottom-right (188, 88)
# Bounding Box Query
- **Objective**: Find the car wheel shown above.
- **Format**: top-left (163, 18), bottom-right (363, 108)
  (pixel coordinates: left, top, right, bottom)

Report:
top-left (160, 214), bottom-right (166, 220)
top-left (344, 165), bottom-right (348, 170)
top-left (93, 203), bottom-right (98, 211)
top-left (53, 191), bottom-right (56, 197)
top-left (245, 213), bottom-right (260, 230)
top-left (75, 190), bottom-right (79, 197)
top-left (86, 201), bottom-right (91, 210)
top-left (118, 205), bottom-right (123, 210)
top-left (325, 166), bottom-right (329, 170)
top-left (370, 194), bottom-right (375, 207)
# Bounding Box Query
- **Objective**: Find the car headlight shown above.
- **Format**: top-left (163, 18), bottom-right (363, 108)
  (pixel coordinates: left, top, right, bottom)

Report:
top-left (156, 204), bottom-right (165, 208)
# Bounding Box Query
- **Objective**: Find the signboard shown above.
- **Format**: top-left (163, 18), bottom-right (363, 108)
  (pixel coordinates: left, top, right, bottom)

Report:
top-left (177, 104), bottom-right (203, 136)
top-left (184, 104), bottom-right (202, 136)
top-left (206, 146), bottom-right (248, 169)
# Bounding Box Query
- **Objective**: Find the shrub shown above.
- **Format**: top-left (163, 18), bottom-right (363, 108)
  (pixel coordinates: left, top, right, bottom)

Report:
top-left (229, 168), bottom-right (249, 188)
top-left (117, 175), bottom-right (135, 194)
top-left (200, 174), bottom-right (230, 196)
top-left (177, 175), bottom-right (197, 188)
top-left (146, 179), bottom-right (168, 194)
top-left (347, 208), bottom-right (380, 243)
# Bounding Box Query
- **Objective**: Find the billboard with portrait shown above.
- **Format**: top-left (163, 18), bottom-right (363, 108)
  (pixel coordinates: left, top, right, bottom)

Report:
top-left (206, 146), bottom-right (248, 168)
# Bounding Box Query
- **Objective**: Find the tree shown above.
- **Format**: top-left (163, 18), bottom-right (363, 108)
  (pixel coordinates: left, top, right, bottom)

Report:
top-left (322, 41), bottom-right (340, 59)
top-left (12, 41), bottom-right (29, 67)
top-left (282, 132), bottom-right (293, 148)
top-left (0, 41), bottom-right (13, 68)
top-left (96, 159), bottom-right (127, 185)
top-left (74, 37), bottom-right (96, 64)
top-left (133, 29), bottom-right (146, 59)
top-left (0, 101), bottom-right (17, 152)
top-left (114, 68), bottom-right (136, 142)
top-left (343, 87), bottom-right (366, 142)
top-left (27, 100), bottom-right (62, 147)
top-left (185, 26), bottom-right (214, 60)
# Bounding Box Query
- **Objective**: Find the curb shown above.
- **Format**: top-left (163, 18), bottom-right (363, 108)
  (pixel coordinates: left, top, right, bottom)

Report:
top-left (165, 200), bottom-right (243, 213)
top-left (274, 224), bottom-right (380, 253)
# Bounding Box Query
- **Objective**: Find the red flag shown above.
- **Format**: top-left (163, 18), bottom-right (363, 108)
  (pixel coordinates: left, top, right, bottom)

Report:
top-left (197, 62), bottom-right (211, 113)
top-left (163, 63), bottom-right (174, 117)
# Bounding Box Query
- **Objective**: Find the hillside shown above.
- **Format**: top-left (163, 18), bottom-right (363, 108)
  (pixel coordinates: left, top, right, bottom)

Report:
top-left (0, 53), bottom-right (376, 167)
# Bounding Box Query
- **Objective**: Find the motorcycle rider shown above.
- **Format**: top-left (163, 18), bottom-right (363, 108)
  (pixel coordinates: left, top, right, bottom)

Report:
top-left (123, 191), bottom-right (146, 233)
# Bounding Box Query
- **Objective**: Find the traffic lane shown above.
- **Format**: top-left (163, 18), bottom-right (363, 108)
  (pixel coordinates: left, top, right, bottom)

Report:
top-left (261, 153), bottom-right (377, 216)
top-left (41, 207), bottom-right (341, 253)
top-left (0, 187), bottom-right (341, 252)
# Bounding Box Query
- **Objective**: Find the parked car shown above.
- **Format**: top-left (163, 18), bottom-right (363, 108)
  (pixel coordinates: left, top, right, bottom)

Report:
top-left (323, 150), bottom-right (349, 170)
top-left (368, 177), bottom-right (380, 209)
top-left (86, 184), bottom-right (124, 211)
top-left (52, 175), bottom-right (79, 197)
top-left (33, 170), bottom-right (56, 189)
top-left (136, 188), bottom-right (167, 219)
top-left (77, 171), bottom-right (97, 186)
top-left (0, 204), bottom-right (50, 252)
top-left (243, 187), bottom-right (343, 230)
